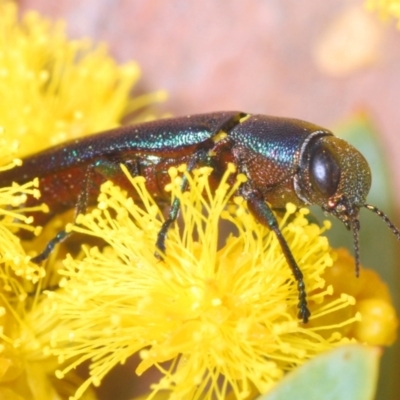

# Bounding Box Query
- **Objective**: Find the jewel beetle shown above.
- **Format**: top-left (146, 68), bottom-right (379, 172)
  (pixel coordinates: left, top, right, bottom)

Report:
top-left (1, 111), bottom-right (399, 323)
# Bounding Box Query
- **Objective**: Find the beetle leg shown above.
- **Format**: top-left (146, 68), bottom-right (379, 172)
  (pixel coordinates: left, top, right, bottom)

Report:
top-left (30, 230), bottom-right (70, 264)
top-left (155, 190), bottom-right (183, 257)
top-left (240, 183), bottom-right (311, 323)
top-left (31, 157), bottom-right (140, 264)
top-left (31, 162), bottom-right (96, 264)
top-left (155, 148), bottom-right (209, 258)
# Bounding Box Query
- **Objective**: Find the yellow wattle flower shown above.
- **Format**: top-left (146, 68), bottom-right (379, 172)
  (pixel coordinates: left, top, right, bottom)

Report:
top-left (0, 1), bottom-right (397, 399)
top-left (0, 1), bottom-right (163, 398)
top-left (33, 164), bottom-right (362, 400)
top-left (365, 0), bottom-right (400, 26)
top-left (0, 0), bottom-right (166, 160)
top-left (322, 248), bottom-right (398, 346)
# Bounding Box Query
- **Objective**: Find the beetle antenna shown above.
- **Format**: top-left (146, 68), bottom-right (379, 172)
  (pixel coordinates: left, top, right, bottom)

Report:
top-left (364, 203), bottom-right (400, 241)
top-left (351, 218), bottom-right (360, 277)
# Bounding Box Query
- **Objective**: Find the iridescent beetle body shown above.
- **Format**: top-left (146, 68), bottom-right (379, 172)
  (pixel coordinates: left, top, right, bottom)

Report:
top-left (1, 111), bottom-right (398, 322)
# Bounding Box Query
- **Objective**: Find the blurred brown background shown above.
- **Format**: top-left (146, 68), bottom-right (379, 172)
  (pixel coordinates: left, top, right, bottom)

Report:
top-left (17, 0), bottom-right (400, 399)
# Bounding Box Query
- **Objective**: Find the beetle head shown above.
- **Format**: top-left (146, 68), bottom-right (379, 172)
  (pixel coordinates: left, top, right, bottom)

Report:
top-left (296, 134), bottom-right (371, 214)
top-left (295, 134), bottom-right (372, 274)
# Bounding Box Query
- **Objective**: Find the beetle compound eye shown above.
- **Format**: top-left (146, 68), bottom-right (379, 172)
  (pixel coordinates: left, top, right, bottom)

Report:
top-left (309, 146), bottom-right (341, 197)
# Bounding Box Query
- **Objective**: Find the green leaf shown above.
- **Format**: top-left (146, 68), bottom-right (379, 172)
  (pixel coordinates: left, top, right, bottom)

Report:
top-left (258, 345), bottom-right (380, 400)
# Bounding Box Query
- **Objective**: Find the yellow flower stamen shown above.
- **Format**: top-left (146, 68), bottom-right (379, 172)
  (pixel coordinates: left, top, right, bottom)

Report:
top-left (0, 0), bottom-right (167, 160)
top-left (0, 2), bottom-right (396, 399)
top-left (0, 2), bottom-right (164, 398)
top-left (36, 164), bottom-right (360, 400)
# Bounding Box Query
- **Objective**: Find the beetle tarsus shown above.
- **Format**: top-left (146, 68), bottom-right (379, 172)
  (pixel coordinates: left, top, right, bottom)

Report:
top-left (298, 302), bottom-right (311, 324)
top-left (297, 280), bottom-right (310, 323)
